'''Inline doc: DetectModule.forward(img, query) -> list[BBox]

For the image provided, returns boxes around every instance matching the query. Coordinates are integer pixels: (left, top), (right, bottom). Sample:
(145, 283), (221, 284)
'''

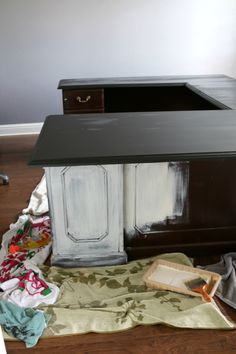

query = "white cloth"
(0, 261), (59, 308)
(23, 175), (48, 215)
(0, 177), (57, 310)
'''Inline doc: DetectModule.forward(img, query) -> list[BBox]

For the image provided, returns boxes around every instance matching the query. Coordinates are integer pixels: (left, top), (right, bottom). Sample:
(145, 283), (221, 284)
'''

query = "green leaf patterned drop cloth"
(3, 253), (235, 340)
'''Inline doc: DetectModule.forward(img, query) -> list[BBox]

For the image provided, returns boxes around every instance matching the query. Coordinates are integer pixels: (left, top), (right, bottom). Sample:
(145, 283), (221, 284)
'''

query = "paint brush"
(184, 277), (212, 302)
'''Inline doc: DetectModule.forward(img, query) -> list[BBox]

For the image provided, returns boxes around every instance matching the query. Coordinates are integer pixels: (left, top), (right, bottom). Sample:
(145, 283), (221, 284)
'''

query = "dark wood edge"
(186, 83), (231, 110)
(28, 151), (236, 167)
(126, 241), (236, 260)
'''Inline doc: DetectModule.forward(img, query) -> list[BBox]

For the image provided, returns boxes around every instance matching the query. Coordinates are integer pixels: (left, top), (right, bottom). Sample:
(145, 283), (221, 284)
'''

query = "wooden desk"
(56, 75), (236, 261)
(58, 75), (234, 114)
(30, 103), (236, 265)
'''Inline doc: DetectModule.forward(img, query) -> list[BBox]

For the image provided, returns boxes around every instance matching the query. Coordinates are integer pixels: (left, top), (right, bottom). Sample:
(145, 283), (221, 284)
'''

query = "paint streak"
(124, 162), (189, 234)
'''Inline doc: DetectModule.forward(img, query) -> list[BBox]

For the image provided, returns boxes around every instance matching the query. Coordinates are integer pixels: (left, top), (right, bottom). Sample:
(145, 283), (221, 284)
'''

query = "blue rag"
(0, 300), (49, 348)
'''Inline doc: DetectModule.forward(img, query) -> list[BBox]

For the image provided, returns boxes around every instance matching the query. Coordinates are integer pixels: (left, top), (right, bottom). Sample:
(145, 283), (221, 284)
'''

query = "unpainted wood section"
(103, 86), (220, 112)
(2, 135), (236, 354)
(63, 88), (104, 113)
(125, 159), (236, 258)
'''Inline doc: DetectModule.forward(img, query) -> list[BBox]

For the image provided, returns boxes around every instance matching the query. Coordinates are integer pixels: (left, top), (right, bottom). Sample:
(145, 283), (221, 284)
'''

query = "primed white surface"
(62, 166), (108, 241)
(124, 162), (189, 234)
(45, 165), (124, 259)
(0, 0), (236, 124)
(148, 265), (207, 289)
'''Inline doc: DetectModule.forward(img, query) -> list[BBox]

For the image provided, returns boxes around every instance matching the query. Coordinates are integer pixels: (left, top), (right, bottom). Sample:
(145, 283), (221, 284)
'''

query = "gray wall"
(1, 0), (236, 125)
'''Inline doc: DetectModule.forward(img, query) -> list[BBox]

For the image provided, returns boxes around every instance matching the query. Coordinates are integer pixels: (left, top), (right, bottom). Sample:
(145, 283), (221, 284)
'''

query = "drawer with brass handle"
(63, 89), (104, 113)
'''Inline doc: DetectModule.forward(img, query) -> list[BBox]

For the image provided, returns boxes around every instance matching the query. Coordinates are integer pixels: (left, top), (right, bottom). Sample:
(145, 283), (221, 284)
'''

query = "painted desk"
(30, 107), (236, 266)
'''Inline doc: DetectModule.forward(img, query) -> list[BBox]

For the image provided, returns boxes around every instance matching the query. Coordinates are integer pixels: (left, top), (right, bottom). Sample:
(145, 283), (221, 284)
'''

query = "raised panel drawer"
(63, 89), (104, 113)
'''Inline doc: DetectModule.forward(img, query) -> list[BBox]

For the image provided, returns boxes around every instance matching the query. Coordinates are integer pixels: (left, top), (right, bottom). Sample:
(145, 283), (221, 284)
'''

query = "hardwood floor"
(0, 135), (43, 236)
(1, 134), (236, 354)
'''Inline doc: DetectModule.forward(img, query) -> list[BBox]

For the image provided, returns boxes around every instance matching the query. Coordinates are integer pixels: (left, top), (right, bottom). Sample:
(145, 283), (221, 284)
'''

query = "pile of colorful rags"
(0, 206), (59, 348)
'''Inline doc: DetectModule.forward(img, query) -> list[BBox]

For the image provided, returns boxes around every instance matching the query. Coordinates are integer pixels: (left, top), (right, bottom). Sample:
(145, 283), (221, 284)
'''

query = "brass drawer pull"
(76, 95), (91, 103)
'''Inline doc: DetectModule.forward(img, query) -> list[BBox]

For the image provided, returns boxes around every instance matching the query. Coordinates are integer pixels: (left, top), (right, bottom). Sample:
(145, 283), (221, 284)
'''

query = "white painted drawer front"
(62, 165), (108, 242)
(45, 165), (123, 257)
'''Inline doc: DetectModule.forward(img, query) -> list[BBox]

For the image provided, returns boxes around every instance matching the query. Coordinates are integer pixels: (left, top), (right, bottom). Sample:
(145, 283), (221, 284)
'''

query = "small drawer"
(63, 89), (104, 113)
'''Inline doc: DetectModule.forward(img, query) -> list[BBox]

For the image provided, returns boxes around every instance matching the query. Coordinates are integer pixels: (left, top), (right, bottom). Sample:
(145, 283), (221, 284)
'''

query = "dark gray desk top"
(58, 75), (236, 110)
(29, 110), (236, 166)
(58, 75), (232, 89)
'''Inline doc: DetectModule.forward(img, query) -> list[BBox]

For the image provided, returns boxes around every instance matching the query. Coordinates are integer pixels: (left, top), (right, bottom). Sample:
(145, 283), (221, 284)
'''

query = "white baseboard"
(0, 122), (43, 136)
